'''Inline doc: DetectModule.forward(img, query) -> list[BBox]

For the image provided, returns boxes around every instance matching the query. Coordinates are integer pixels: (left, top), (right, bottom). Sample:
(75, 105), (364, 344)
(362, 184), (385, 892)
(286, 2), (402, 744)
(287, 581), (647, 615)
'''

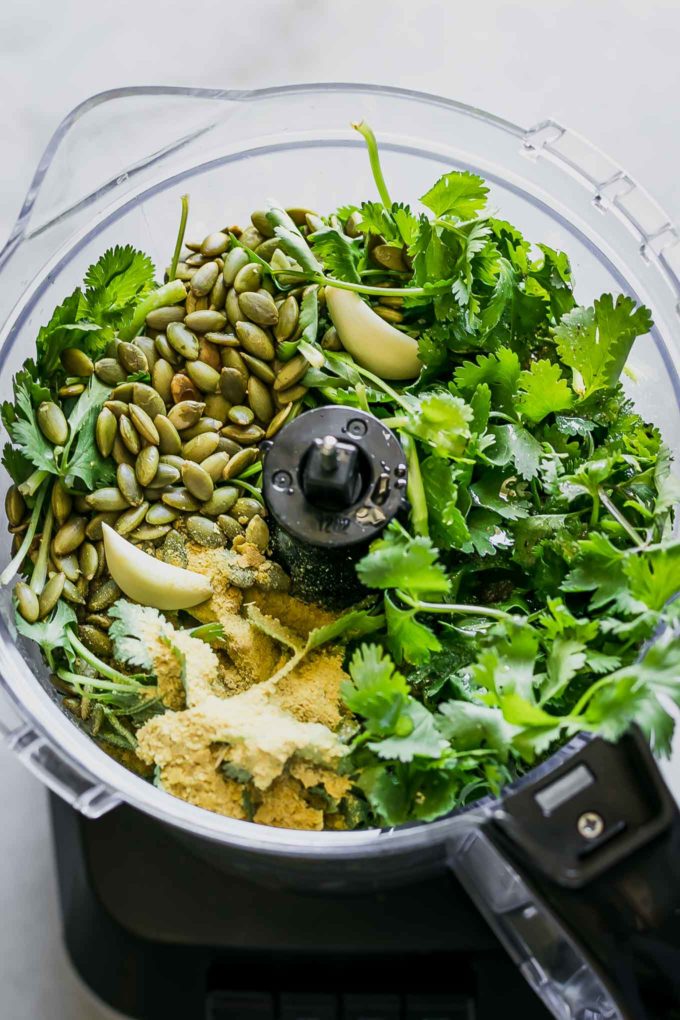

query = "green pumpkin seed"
(231, 497), (264, 523)
(146, 305), (185, 330)
(149, 463), (181, 488)
(250, 210), (275, 238)
(117, 341), (148, 375)
(135, 336), (158, 371)
(222, 447), (258, 480)
(112, 434), (135, 466)
(201, 451), (231, 482)
(235, 321), (275, 361)
(217, 515), (245, 540)
(88, 578), (122, 612)
(240, 353), (276, 385)
(185, 252), (209, 267)
(52, 551), (80, 583)
(183, 432), (221, 463)
(238, 226), (264, 250)
(115, 501), (150, 536)
(186, 360), (221, 394)
(155, 333), (182, 366)
(265, 403), (294, 438)
(181, 417), (222, 441)
(228, 404), (254, 426)
(253, 237), (280, 263)
(151, 359), (174, 404)
(225, 286), (242, 327)
(184, 310), (227, 333)
(146, 503), (179, 526)
(117, 463), (143, 506)
(155, 414), (183, 454)
(162, 488), (201, 512)
(119, 414), (141, 455)
(95, 358), (126, 385)
(321, 325), (342, 350)
(220, 423), (265, 445)
(345, 210), (363, 237)
(372, 244), (409, 271)
(210, 276), (227, 310)
(61, 348), (94, 377)
(273, 353), (308, 391)
(133, 382), (166, 420)
(218, 436), (242, 457)
(15, 581), (39, 622)
(166, 321), (200, 360)
(245, 515), (270, 552)
(374, 306), (404, 324)
(220, 366), (247, 404)
(201, 485), (239, 516)
(79, 542), (99, 581)
(38, 573), (66, 618)
(37, 402), (68, 445)
(173, 261), (195, 281)
(186, 515), (224, 548)
(5, 485), (26, 527)
(201, 231), (230, 257)
(48, 482), (71, 529)
(78, 625), (113, 658)
(247, 376), (274, 423)
(129, 403), (160, 445)
(285, 206), (317, 226)
(95, 407), (117, 457)
(168, 400), (206, 431)
(62, 578), (86, 605)
(86, 511), (120, 541)
(58, 384), (85, 399)
(203, 393), (231, 422)
(130, 524), (172, 543)
(53, 516), (87, 556)
(111, 383), (135, 403)
(276, 383), (308, 404)
(274, 295), (299, 341)
(136, 446), (160, 486)
(238, 290), (279, 327)
(182, 462), (214, 502)
(233, 262), (262, 294)
(375, 291), (404, 309)
(103, 400), (129, 418)
(204, 331), (239, 348)
(191, 261), (220, 297)
(223, 248), (250, 285)
(73, 494), (90, 514)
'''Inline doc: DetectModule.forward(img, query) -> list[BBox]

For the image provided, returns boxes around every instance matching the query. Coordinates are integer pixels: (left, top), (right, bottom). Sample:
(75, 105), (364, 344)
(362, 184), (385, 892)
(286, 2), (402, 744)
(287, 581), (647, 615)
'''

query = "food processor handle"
(447, 729), (680, 1019)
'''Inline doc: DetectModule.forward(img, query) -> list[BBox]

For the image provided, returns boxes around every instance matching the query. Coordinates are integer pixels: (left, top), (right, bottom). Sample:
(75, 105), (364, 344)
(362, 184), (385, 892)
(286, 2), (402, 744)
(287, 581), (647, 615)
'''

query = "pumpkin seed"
(5, 485), (26, 527)
(181, 417), (222, 441)
(73, 494), (90, 514)
(222, 447), (258, 480)
(201, 485), (239, 516)
(238, 226), (264, 250)
(38, 573), (66, 618)
(204, 393), (231, 421)
(119, 414), (141, 455)
(241, 353), (276, 384)
(155, 333), (182, 366)
(186, 360), (220, 394)
(95, 358), (126, 385)
(130, 524), (171, 542)
(128, 404), (159, 445)
(375, 291), (404, 309)
(117, 463), (144, 506)
(223, 247), (250, 286)
(210, 275), (226, 311)
(231, 497), (264, 523)
(245, 515), (270, 552)
(201, 231), (230, 257)
(321, 325), (342, 350)
(225, 286), (243, 326)
(235, 321), (275, 361)
(238, 290), (279, 327)
(53, 516), (87, 556)
(186, 515), (224, 548)
(79, 542), (99, 581)
(94, 407), (117, 458)
(247, 376), (274, 423)
(150, 463), (181, 487)
(52, 551), (80, 583)
(182, 462), (214, 502)
(233, 262), (262, 294)
(61, 348), (94, 376)
(86, 511), (120, 541)
(198, 337), (221, 370)
(217, 515), (245, 540)
(78, 625), (113, 658)
(135, 446), (160, 486)
(372, 244), (409, 272)
(250, 210), (275, 238)
(62, 578), (86, 605)
(220, 423), (265, 445)
(265, 403), (294, 438)
(184, 310), (227, 333)
(162, 488), (201, 512)
(374, 306), (404, 324)
(133, 382), (166, 420)
(59, 383), (85, 399)
(170, 372), (200, 404)
(183, 432), (221, 463)
(273, 354), (308, 391)
(15, 581), (39, 622)
(103, 400), (129, 418)
(112, 434), (135, 466)
(115, 501), (150, 536)
(37, 402), (68, 445)
(253, 237), (280, 262)
(88, 578), (122, 612)
(159, 454), (186, 471)
(173, 261), (195, 281)
(274, 295), (299, 341)
(111, 382), (136, 403)
(151, 359), (174, 404)
(146, 503), (179, 526)
(146, 306), (185, 330)
(201, 451), (231, 482)
(220, 366), (247, 404)
(191, 261), (220, 297)
(117, 341), (148, 375)
(228, 404), (254, 426)
(167, 321), (200, 360)
(168, 400), (205, 431)
(276, 383), (308, 404)
(218, 436), (242, 457)
(345, 210), (363, 237)
(204, 331), (239, 348)
(154, 414), (183, 455)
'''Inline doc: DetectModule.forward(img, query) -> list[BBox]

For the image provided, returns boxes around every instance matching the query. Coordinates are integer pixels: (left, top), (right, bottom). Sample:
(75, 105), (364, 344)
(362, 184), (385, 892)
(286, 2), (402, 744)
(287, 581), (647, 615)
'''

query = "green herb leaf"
(384, 593), (442, 665)
(420, 171), (489, 220)
(517, 360), (573, 423)
(356, 524), (450, 596)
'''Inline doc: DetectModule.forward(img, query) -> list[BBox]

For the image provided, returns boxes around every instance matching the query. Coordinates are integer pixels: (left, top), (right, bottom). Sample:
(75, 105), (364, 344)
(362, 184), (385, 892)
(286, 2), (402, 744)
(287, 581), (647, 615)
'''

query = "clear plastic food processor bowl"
(0, 84), (679, 867)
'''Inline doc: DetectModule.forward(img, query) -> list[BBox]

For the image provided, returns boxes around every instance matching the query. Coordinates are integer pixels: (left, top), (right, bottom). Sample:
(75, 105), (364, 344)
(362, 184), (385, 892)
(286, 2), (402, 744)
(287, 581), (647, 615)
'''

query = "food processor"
(1, 84), (680, 1020)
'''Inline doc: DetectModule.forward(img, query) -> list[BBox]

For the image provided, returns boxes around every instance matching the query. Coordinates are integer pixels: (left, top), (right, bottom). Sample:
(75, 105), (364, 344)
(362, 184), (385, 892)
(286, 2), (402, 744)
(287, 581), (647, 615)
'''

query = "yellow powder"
(245, 589), (337, 637)
(275, 649), (346, 729)
(160, 748), (247, 819)
(253, 775), (324, 831)
(289, 759), (352, 802)
(149, 636), (185, 711)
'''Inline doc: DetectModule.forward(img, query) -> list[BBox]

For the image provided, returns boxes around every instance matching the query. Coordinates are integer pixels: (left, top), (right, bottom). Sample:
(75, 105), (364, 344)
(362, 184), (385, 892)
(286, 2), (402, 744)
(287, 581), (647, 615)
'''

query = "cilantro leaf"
(561, 533), (628, 609)
(540, 638), (587, 703)
(35, 290), (100, 377)
(517, 360), (573, 423)
(356, 524), (450, 596)
(420, 456), (471, 550)
(62, 377), (115, 490)
(309, 227), (361, 284)
(420, 171), (489, 220)
(384, 593), (441, 665)
(437, 700), (516, 757)
(342, 643), (410, 734)
(470, 469), (530, 521)
(84, 245), (156, 326)
(4, 373), (58, 475)
(108, 600), (170, 670)
(406, 391), (473, 458)
(367, 699), (448, 762)
(15, 599), (77, 663)
(623, 542), (680, 612)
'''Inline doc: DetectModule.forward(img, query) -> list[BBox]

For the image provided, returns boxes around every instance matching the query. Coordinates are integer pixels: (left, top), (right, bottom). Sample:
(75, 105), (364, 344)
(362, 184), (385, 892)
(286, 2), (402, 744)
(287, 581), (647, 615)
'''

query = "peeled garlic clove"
(102, 524), (211, 611)
(325, 287), (421, 380)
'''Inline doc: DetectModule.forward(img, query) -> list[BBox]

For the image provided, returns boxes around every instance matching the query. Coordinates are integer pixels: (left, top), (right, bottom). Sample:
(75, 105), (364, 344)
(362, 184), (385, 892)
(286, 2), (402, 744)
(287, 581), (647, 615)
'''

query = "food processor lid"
(0, 83), (679, 853)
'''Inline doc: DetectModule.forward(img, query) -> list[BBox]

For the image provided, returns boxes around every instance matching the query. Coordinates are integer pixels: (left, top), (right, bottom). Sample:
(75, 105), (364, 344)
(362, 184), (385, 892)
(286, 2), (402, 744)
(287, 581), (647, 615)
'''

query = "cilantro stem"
(57, 669), (154, 695)
(229, 478), (264, 502)
(344, 361), (413, 413)
(19, 468), (49, 499)
(29, 499), (54, 595)
(66, 628), (147, 686)
(118, 279), (187, 341)
(400, 432), (428, 537)
(0, 481), (47, 587)
(590, 490), (600, 527)
(169, 194), (189, 281)
(570, 675), (617, 717)
(598, 487), (645, 548)
(396, 590), (517, 622)
(104, 711), (137, 748)
(319, 275), (440, 299)
(352, 121), (392, 209)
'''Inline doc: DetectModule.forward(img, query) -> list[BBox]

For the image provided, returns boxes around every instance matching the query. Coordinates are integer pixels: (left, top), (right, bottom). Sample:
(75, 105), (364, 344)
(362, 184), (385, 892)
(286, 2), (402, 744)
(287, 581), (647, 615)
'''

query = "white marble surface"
(0, 1), (679, 1017)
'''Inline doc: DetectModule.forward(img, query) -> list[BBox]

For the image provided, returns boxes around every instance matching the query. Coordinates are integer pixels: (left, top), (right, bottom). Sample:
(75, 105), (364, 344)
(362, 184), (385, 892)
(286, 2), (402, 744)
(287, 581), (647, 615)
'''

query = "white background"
(0, 2), (679, 1017)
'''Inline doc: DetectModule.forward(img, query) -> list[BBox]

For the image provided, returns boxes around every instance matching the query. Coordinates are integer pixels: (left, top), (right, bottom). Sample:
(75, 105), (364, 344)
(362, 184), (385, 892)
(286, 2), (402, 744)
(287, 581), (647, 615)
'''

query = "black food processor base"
(50, 795), (550, 1020)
